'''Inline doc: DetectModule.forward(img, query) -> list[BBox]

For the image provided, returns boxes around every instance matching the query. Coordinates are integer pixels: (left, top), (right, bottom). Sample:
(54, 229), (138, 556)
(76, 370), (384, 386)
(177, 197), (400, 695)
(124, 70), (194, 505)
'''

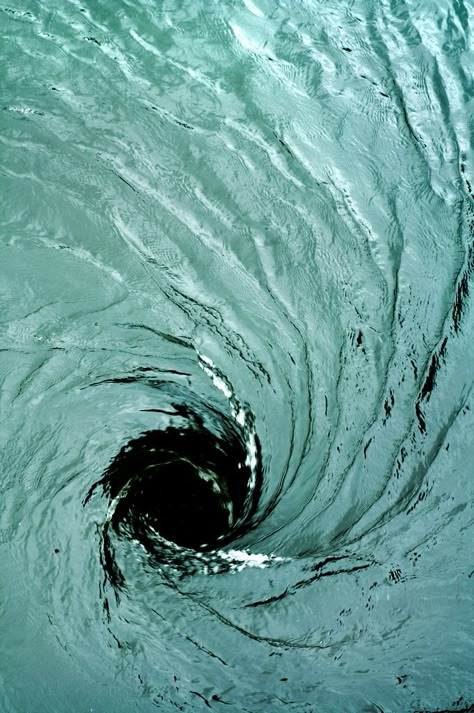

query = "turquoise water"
(1, 0), (473, 711)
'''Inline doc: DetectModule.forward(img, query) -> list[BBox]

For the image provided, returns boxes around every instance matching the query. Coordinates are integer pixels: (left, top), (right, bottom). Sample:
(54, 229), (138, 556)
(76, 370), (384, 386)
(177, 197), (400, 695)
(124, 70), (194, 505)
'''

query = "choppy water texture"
(1, 0), (474, 711)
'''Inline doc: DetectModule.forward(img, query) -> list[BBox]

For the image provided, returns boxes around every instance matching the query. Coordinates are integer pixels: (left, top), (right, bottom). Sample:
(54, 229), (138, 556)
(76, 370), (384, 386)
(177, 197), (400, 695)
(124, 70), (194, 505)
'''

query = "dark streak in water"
(272, 131), (293, 157)
(148, 104), (195, 131)
(414, 703), (474, 713)
(139, 408), (180, 414)
(116, 322), (194, 350)
(415, 337), (448, 432)
(244, 557), (374, 608)
(150, 607), (228, 666)
(363, 437), (373, 457)
(190, 691), (212, 708)
(383, 389), (395, 424)
(406, 488), (427, 514)
(115, 173), (138, 193)
(452, 222), (474, 334)
(211, 693), (231, 705)
(244, 588), (292, 608)
(419, 337), (448, 402)
(175, 119), (194, 130)
(87, 371), (189, 388)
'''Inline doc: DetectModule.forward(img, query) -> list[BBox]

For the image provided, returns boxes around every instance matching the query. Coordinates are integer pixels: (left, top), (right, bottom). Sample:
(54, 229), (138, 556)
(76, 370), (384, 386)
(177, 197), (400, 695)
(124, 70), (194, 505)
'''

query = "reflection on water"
(1, 0), (473, 711)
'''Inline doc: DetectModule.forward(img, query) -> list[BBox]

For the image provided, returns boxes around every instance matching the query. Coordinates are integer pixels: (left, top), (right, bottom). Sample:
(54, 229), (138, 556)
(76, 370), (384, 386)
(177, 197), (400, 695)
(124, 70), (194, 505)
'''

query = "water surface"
(1, 0), (473, 711)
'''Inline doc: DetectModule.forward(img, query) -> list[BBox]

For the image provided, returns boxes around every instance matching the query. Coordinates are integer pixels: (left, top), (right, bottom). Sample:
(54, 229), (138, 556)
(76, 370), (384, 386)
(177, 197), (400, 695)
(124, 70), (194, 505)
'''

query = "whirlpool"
(1, 0), (473, 711)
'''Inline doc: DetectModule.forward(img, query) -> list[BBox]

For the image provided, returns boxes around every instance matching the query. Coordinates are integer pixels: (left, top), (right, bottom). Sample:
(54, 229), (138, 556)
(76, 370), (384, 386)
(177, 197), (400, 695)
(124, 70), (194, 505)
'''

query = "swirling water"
(1, 0), (473, 711)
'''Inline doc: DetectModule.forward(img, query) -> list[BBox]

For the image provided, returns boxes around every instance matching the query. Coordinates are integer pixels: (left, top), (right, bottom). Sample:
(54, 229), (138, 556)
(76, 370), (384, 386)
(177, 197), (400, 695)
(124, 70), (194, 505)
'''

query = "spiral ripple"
(1, 0), (473, 711)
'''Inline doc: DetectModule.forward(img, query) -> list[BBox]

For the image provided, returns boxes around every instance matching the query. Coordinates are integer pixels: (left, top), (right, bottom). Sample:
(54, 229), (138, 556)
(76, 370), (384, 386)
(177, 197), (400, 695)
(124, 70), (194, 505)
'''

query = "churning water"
(1, 1), (473, 711)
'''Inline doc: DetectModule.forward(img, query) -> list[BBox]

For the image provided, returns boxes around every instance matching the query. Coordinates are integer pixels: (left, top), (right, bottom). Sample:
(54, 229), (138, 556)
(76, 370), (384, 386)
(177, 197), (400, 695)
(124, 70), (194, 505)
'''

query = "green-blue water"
(1, 1), (473, 711)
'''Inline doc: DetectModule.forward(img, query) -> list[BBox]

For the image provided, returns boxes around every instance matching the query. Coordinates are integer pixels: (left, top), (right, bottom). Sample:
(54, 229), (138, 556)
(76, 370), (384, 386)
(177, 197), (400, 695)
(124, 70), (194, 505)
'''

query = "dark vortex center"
(133, 458), (235, 548)
(95, 419), (259, 552)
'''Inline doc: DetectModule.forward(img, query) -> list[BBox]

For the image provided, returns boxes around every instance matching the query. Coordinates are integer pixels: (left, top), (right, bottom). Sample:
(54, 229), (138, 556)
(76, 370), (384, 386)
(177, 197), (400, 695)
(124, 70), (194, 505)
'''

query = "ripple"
(1, 0), (474, 710)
